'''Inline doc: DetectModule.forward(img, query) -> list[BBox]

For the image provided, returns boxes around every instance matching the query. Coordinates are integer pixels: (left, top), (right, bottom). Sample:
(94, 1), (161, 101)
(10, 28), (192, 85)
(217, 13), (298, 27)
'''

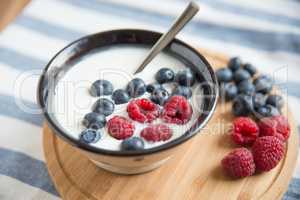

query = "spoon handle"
(134, 2), (199, 74)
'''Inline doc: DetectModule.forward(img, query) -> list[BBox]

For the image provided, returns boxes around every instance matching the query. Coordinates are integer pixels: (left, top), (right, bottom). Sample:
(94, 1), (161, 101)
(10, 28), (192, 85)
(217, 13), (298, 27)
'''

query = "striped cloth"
(0, 0), (299, 199)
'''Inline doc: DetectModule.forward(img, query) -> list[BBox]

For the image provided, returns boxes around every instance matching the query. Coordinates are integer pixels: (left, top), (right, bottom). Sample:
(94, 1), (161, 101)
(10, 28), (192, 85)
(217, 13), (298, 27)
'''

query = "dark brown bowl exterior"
(38, 29), (218, 158)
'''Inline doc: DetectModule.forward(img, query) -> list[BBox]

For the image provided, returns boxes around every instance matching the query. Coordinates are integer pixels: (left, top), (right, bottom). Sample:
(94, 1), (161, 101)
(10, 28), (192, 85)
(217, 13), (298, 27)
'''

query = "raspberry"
(252, 136), (285, 172)
(161, 95), (193, 125)
(221, 148), (255, 178)
(231, 117), (259, 146)
(258, 115), (290, 142)
(127, 98), (159, 123)
(140, 124), (173, 142)
(107, 116), (135, 140)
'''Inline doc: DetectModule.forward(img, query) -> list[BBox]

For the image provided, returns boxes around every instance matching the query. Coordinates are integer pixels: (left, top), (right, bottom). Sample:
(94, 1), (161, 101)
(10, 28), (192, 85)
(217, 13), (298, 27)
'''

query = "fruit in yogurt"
(121, 137), (145, 151)
(90, 79), (114, 97)
(107, 116), (135, 140)
(92, 98), (115, 116)
(162, 95), (193, 124)
(155, 68), (175, 83)
(127, 98), (159, 123)
(126, 78), (146, 98)
(80, 128), (101, 143)
(146, 83), (162, 93)
(112, 89), (130, 105)
(140, 124), (173, 142)
(150, 87), (169, 105)
(175, 69), (195, 86)
(83, 112), (106, 129)
(172, 85), (192, 99)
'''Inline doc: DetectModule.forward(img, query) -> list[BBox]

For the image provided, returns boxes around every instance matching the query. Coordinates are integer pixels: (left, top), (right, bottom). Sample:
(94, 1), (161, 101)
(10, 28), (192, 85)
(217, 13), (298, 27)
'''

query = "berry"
(107, 116), (135, 140)
(266, 95), (284, 110)
(162, 95), (193, 124)
(175, 69), (195, 86)
(252, 136), (285, 172)
(221, 148), (255, 178)
(79, 129), (101, 143)
(254, 75), (273, 94)
(127, 98), (159, 123)
(243, 63), (256, 76)
(140, 124), (173, 142)
(255, 105), (280, 118)
(238, 80), (255, 94)
(82, 112), (106, 129)
(150, 88), (169, 105)
(146, 83), (162, 93)
(234, 69), (251, 83)
(121, 137), (144, 151)
(231, 117), (259, 146)
(216, 68), (233, 82)
(228, 57), (242, 72)
(112, 89), (130, 105)
(90, 80), (113, 97)
(92, 98), (115, 116)
(221, 82), (238, 101)
(126, 78), (146, 98)
(258, 115), (290, 141)
(172, 85), (192, 99)
(232, 95), (253, 116)
(252, 93), (266, 109)
(155, 68), (175, 83)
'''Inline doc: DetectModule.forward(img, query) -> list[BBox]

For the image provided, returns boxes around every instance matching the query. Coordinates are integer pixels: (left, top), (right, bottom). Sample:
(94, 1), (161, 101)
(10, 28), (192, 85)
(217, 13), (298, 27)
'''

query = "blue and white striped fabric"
(0, 0), (299, 199)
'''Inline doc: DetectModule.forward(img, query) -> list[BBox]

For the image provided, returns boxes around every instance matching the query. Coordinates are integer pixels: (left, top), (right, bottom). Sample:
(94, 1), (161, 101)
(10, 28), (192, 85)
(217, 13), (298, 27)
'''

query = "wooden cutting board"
(43, 49), (299, 200)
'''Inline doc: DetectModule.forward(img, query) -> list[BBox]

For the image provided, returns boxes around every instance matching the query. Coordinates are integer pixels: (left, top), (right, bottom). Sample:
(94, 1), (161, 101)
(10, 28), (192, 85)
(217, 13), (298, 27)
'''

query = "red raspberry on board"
(252, 136), (285, 172)
(258, 115), (290, 142)
(221, 148), (255, 178)
(107, 116), (135, 140)
(231, 117), (259, 146)
(161, 95), (193, 125)
(127, 98), (159, 123)
(140, 124), (173, 142)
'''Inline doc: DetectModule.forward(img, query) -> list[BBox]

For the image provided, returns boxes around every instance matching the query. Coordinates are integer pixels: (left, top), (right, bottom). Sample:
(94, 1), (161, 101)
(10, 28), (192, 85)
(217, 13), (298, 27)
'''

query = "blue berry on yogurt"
(90, 80), (114, 97)
(80, 128), (101, 143)
(92, 98), (115, 116)
(120, 137), (145, 151)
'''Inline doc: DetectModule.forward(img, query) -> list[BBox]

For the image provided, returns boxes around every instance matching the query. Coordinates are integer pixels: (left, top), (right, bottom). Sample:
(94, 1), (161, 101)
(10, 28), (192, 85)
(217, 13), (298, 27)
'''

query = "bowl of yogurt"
(38, 29), (218, 174)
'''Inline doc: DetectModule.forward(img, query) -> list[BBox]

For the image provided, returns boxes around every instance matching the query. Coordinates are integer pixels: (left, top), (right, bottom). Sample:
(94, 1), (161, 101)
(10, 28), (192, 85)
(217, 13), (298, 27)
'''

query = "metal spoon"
(134, 2), (199, 74)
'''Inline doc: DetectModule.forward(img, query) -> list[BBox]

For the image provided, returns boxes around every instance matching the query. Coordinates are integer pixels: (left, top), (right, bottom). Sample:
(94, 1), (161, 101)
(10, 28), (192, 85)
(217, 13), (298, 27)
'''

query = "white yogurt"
(50, 45), (203, 151)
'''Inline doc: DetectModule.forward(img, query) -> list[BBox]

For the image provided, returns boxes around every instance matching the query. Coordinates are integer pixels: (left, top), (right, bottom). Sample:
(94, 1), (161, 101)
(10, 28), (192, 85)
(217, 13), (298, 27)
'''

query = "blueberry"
(238, 80), (255, 94)
(120, 137), (145, 151)
(126, 78), (146, 98)
(80, 128), (101, 143)
(243, 63), (256, 76)
(221, 82), (238, 101)
(155, 68), (175, 84)
(216, 68), (233, 82)
(146, 83), (162, 93)
(254, 75), (273, 94)
(234, 69), (251, 83)
(112, 89), (130, 105)
(83, 112), (106, 129)
(232, 95), (253, 116)
(228, 57), (242, 71)
(175, 69), (195, 86)
(266, 95), (284, 110)
(254, 105), (280, 118)
(252, 93), (266, 109)
(172, 85), (192, 99)
(150, 88), (169, 105)
(90, 80), (113, 97)
(92, 98), (114, 116)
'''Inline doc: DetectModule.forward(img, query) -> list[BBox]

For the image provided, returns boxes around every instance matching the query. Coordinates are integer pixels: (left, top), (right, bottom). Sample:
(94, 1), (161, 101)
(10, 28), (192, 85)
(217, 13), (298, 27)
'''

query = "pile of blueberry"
(79, 67), (197, 151)
(216, 57), (284, 118)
